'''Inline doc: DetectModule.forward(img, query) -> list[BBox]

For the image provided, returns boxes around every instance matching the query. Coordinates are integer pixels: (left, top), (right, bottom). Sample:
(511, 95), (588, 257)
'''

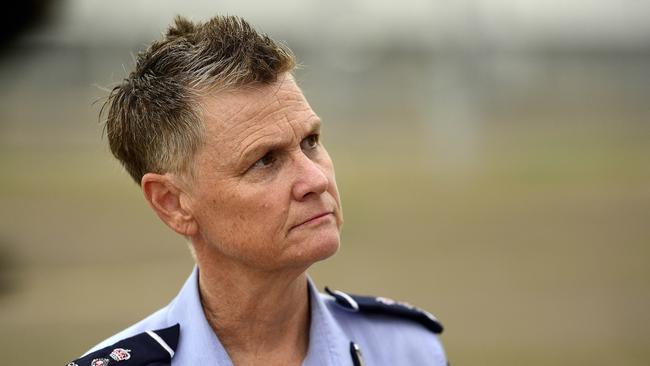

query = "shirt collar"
(165, 266), (351, 366)
(166, 266), (234, 365)
(303, 277), (352, 366)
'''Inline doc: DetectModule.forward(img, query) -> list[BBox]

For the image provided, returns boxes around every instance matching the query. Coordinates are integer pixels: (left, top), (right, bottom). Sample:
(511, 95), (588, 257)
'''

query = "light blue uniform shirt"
(85, 267), (447, 365)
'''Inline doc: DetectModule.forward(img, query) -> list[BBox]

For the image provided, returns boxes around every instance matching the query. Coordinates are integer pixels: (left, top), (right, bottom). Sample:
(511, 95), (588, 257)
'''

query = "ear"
(141, 173), (198, 237)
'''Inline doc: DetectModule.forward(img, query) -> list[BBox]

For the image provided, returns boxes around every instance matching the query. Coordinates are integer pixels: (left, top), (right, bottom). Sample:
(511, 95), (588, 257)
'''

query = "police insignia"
(326, 287), (444, 334)
(65, 324), (179, 366)
(109, 348), (131, 361)
(90, 358), (110, 366)
(376, 296), (440, 322)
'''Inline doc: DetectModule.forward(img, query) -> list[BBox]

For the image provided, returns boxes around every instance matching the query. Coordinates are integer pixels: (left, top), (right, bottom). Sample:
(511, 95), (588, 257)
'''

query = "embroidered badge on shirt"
(90, 358), (110, 366)
(109, 348), (131, 361)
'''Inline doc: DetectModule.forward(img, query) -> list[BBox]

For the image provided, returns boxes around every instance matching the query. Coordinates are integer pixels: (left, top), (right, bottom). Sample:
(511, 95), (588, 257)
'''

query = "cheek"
(200, 191), (289, 252)
(257, 199), (288, 231)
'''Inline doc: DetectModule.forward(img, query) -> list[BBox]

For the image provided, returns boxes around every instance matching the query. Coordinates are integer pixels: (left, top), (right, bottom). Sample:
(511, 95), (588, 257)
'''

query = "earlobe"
(141, 173), (198, 236)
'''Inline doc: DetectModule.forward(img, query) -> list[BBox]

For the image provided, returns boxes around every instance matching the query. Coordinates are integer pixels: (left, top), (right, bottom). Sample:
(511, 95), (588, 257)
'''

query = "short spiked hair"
(101, 15), (296, 184)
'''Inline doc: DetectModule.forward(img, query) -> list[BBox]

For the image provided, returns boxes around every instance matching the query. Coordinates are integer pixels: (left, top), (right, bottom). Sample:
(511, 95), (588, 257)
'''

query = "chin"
(310, 235), (340, 263)
(286, 232), (340, 269)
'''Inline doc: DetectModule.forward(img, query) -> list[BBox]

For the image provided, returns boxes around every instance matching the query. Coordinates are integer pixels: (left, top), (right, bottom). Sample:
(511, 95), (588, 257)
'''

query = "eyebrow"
(239, 118), (322, 166)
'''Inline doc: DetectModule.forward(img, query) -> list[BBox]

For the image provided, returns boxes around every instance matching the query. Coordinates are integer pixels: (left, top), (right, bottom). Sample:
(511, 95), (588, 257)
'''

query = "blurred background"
(1, 0), (649, 365)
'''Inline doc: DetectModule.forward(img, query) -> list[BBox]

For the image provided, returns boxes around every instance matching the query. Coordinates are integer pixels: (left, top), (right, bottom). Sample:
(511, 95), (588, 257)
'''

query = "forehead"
(196, 77), (318, 163)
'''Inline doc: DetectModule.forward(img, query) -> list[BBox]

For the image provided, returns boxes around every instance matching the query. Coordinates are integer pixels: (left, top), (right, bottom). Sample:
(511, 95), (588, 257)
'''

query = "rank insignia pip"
(90, 358), (110, 366)
(109, 348), (131, 361)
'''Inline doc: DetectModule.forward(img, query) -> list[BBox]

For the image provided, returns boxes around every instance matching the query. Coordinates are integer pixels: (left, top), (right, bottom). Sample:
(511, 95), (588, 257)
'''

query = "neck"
(194, 245), (311, 366)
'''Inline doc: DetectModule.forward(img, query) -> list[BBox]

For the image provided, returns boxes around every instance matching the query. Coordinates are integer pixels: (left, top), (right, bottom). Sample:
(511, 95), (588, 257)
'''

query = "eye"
(251, 151), (277, 169)
(301, 134), (320, 150)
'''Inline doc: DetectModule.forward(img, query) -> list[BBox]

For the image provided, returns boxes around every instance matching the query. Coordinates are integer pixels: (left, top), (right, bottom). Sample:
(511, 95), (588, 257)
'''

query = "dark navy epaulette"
(325, 287), (444, 334)
(65, 324), (179, 366)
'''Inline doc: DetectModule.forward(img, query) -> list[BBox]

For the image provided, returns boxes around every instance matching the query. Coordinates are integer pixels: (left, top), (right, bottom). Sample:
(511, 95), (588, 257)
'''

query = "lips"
(292, 211), (333, 230)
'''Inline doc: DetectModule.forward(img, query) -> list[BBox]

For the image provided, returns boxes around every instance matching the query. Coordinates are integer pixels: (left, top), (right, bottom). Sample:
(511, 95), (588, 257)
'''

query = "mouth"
(291, 211), (334, 230)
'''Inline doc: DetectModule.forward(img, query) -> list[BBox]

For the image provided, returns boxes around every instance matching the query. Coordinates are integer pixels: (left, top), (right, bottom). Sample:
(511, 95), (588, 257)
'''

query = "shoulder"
(322, 287), (447, 365)
(65, 323), (180, 366)
(83, 306), (172, 355)
(325, 287), (444, 333)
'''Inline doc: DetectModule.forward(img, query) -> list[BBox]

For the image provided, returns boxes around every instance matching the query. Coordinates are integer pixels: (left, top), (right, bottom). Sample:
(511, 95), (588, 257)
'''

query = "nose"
(291, 153), (329, 201)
